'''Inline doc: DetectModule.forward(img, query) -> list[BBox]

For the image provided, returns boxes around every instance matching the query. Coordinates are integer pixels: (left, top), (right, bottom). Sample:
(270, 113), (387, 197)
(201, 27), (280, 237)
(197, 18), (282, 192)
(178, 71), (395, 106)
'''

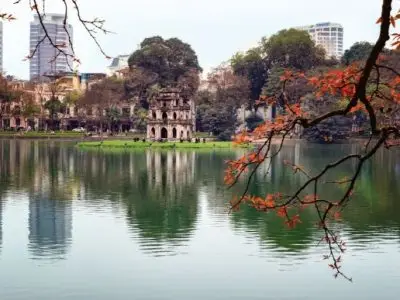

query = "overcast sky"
(1, 0), (396, 79)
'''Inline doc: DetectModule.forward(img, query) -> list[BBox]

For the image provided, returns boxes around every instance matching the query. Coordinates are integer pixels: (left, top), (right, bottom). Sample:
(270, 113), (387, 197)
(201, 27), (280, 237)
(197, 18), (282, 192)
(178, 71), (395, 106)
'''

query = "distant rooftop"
(32, 13), (68, 24)
(296, 22), (343, 29)
(109, 55), (130, 68)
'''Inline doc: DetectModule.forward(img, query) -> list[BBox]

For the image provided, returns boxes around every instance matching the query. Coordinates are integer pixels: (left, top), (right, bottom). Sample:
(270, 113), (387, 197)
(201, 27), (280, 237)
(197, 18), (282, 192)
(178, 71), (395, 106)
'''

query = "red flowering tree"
(226, 0), (400, 281)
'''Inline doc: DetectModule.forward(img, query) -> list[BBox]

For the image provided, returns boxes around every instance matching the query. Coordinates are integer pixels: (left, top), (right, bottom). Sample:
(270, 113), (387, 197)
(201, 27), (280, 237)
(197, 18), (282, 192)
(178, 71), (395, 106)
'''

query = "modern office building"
(0, 21), (3, 74)
(296, 22), (344, 58)
(29, 14), (74, 80)
(28, 194), (73, 258)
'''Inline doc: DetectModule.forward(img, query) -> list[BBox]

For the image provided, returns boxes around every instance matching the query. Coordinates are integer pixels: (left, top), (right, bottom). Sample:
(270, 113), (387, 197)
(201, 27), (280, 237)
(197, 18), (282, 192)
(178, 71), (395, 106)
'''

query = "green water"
(0, 140), (399, 299)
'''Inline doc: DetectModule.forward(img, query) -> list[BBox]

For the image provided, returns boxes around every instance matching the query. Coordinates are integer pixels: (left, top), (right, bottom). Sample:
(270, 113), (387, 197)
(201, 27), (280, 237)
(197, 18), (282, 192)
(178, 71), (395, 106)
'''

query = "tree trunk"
(100, 121), (103, 140)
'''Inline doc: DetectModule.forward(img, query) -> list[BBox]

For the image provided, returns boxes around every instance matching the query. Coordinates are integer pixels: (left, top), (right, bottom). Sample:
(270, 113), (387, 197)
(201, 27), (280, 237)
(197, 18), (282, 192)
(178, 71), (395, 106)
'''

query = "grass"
(77, 140), (252, 149)
(0, 131), (84, 138)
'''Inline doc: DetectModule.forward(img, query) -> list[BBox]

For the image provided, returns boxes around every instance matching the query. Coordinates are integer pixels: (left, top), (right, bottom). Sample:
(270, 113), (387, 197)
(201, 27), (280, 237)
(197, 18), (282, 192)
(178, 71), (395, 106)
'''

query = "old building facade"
(147, 88), (195, 140)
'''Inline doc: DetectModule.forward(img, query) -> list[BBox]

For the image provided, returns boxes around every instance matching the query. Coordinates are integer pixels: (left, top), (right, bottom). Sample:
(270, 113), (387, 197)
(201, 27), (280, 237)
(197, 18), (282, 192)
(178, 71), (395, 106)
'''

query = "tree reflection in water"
(0, 140), (399, 259)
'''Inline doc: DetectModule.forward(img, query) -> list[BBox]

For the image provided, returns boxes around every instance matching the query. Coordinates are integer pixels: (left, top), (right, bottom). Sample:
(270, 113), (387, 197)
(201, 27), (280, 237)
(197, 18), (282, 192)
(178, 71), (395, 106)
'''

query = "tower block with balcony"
(147, 88), (195, 140)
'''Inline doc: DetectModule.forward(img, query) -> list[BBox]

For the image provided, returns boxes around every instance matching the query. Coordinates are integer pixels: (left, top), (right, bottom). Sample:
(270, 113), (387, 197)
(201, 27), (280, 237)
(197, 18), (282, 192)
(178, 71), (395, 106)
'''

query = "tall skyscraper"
(0, 21), (3, 74)
(29, 14), (73, 80)
(296, 22), (344, 58)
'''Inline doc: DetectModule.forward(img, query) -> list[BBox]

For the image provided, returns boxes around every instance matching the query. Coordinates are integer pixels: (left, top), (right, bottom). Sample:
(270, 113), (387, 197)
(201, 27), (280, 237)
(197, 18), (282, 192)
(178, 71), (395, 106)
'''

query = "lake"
(0, 139), (399, 300)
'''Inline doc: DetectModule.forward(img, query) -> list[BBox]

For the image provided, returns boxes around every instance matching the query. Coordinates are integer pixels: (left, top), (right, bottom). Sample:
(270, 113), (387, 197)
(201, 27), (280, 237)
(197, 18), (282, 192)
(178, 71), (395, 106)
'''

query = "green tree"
(0, 75), (23, 129)
(231, 47), (268, 109)
(44, 97), (65, 131)
(245, 113), (264, 132)
(21, 94), (40, 129)
(202, 104), (238, 141)
(63, 90), (82, 106)
(132, 107), (147, 132)
(128, 36), (202, 94)
(262, 28), (325, 70)
(79, 77), (125, 134)
(195, 64), (249, 139)
(341, 42), (375, 65)
(124, 68), (160, 109)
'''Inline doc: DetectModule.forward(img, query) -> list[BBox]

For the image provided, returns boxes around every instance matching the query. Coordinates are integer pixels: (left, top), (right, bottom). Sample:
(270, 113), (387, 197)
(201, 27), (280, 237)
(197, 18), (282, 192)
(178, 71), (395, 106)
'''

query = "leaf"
(391, 16), (396, 27)
(376, 17), (383, 24)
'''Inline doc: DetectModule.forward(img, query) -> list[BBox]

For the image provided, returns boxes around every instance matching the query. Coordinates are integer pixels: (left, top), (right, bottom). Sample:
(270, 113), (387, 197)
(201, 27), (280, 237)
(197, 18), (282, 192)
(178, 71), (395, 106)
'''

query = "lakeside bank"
(76, 140), (250, 149)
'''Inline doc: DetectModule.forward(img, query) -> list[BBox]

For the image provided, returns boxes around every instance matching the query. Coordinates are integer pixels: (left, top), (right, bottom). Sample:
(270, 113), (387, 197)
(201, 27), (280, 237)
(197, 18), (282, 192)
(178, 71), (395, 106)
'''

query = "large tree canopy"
(341, 42), (375, 65)
(128, 36), (202, 91)
(262, 28), (325, 70)
(231, 47), (268, 109)
(195, 65), (249, 140)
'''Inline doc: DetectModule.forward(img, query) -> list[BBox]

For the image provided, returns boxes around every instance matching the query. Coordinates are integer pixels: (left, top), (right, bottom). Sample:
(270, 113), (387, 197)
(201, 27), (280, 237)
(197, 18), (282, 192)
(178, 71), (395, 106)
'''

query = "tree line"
(2, 28), (398, 138)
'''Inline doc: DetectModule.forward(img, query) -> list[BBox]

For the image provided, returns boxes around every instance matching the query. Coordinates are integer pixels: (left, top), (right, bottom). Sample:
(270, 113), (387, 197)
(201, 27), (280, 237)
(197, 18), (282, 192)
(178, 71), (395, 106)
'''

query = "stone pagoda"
(146, 88), (195, 140)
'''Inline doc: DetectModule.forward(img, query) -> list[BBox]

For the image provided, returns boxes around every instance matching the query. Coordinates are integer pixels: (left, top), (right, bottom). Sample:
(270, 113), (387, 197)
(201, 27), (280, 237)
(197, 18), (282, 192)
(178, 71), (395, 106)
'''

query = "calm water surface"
(0, 140), (399, 299)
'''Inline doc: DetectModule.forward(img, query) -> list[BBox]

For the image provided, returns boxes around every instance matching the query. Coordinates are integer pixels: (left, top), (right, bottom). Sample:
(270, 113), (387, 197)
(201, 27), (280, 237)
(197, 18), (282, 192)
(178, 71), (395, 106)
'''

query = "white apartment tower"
(29, 14), (74, 80)
(296, 22), (344, 58)
(0, 21), (3, 74)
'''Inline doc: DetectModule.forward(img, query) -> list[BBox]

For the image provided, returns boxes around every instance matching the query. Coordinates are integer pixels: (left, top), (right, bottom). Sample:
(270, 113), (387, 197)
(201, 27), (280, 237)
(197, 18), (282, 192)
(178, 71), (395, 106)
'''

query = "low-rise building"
(107, 55), (130, 77)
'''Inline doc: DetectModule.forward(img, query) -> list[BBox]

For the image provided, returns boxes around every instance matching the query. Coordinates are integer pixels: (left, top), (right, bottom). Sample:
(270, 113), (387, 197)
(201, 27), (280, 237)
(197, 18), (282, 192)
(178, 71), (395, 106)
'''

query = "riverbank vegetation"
(0, 131), (84, 138)
(77, 140), (250, 149)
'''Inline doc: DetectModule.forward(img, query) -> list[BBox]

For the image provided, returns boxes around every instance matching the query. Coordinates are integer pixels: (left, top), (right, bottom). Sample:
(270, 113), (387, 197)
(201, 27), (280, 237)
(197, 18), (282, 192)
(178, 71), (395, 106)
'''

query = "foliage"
(201, 104), (238, 140)
(0, 131), (84, 138)
(132, 107), (148, 131)
(21, 96), (41, 119)
(207, 64), (250, 108)
(227, 1), (400, 281)
(79, 77), (125, 131)
(194, 66), (249, 138)
(124, 68), (160, 109)
(0, 75), (24, 128)
(44, 97), (66, 130)
(261, 28), (326, 70)
(231, 47), (268, 109)
(245, 113), (264, 132)
(128, 36), (202, 95)
(341, 42), (375, 65)
(64, 90), (83, 105)
(77, 140), (249, 149)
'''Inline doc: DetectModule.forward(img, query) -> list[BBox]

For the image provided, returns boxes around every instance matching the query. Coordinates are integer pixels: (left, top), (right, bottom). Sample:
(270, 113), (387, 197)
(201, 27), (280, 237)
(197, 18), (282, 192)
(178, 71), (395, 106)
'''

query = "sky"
(0, 0), (396, 79)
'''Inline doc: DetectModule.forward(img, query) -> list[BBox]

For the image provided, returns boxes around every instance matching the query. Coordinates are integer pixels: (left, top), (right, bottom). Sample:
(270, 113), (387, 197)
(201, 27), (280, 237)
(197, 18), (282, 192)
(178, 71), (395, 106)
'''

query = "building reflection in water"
(28, 194), (72, 259)
(146, 150), (195, 191)
(126, 150), (197, 256)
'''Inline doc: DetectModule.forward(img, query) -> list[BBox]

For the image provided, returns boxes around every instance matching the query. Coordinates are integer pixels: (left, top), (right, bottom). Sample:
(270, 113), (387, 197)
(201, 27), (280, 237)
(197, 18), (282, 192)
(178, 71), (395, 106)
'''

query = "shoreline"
(0, 134), (374, 145)
(76, 140), (250, 149)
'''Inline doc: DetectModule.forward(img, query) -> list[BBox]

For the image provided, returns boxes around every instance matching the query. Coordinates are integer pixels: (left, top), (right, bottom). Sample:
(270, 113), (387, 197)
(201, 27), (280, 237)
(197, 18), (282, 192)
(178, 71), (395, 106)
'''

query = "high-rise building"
(29, 14), (73, 80)
(0, 21), (3, 74)
(296, 22), (344, 58)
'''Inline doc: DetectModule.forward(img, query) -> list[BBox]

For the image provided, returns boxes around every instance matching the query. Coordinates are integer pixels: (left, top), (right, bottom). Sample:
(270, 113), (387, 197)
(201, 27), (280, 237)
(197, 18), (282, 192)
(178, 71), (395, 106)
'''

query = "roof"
(109, 55), (130, 68)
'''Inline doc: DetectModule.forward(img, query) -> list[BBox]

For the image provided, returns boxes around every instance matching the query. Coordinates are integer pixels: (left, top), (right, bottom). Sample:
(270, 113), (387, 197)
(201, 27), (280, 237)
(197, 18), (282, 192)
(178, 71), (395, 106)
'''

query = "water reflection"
(0, 140), (399, 260)
(231, 143), (400, 254)
(0, 140), (74, 259)
(28, 194), (72, 259)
